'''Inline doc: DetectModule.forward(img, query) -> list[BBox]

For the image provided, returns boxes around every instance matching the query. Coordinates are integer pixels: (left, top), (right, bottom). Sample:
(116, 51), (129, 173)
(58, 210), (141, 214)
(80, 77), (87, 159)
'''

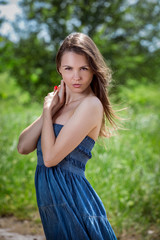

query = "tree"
(5, 0), (160, 99)
(11, 33), (60, 100)
(0, 1), (14, 73)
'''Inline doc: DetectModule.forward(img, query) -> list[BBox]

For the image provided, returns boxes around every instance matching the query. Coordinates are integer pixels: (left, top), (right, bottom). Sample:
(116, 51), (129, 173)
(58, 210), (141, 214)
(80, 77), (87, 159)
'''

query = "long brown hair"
(56, 32), (119, 137)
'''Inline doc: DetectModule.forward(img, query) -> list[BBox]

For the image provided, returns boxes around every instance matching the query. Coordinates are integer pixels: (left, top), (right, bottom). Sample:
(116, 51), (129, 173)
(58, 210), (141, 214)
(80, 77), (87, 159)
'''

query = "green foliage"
(86, 84), (160, 236)
(0, 73), (160, 239)
(11, 34), (61, 100)
(114, 80), (160, 109)
(0, 73), (40, 218)
(0, 36), (14, 72)
(0, 0), (159, 100)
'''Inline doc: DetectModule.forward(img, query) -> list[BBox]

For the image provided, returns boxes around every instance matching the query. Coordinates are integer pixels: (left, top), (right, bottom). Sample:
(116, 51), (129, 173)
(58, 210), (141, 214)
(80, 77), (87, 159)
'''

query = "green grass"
(0, 73), (41, 219)
(0, 73), (160, 239)
(86, 83), (160, 238)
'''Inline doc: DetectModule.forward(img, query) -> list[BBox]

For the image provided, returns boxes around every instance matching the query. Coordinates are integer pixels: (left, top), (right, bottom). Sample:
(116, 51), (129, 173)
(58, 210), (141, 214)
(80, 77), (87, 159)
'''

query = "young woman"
(17, 32), (117, 239)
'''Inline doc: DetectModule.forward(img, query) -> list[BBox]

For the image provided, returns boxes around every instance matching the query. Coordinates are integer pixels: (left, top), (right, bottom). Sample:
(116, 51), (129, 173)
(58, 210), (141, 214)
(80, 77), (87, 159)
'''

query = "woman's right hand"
(43, 80), (65, 118)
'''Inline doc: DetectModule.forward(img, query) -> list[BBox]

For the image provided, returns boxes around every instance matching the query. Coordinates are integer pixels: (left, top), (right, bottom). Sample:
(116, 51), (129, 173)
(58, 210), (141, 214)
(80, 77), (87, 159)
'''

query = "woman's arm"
(41, 97), (103, 167)
(17, 80), (65, 155)
(17, 114), (43, 154)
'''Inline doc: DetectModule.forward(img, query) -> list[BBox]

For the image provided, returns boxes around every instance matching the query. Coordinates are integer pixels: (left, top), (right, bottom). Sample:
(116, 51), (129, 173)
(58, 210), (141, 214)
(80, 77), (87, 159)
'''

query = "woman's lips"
(73, 84), (81, 88)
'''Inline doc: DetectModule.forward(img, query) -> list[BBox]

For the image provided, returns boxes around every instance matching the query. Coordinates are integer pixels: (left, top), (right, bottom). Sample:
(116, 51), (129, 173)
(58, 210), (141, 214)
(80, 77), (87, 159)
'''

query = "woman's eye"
(81, 67), (88, 71)
(65, 67), (72, 70)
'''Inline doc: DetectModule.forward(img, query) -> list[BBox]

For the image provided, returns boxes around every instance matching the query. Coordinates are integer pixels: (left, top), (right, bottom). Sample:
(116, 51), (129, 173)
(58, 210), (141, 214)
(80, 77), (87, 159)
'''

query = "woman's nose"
(73, 71), (80, 81)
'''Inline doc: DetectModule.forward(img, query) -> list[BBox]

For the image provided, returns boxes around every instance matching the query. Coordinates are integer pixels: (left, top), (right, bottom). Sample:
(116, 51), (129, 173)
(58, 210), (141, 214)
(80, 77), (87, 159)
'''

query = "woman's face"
(59, 51), (93, 93)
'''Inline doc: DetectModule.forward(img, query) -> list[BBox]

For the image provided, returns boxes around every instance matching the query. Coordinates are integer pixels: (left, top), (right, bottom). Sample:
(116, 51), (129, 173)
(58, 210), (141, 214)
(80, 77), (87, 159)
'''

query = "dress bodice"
(36, 123), (95, 177)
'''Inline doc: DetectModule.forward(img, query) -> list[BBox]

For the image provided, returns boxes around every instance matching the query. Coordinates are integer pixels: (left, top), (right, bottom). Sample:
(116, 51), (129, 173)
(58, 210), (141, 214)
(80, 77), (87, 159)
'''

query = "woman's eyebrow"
(62, 65), (89, 68)
(62, 65), (71, 67)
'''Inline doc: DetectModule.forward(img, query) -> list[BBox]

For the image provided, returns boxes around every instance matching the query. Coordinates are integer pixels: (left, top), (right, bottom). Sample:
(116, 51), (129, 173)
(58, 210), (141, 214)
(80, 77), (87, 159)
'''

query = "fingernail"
(54, 86), (58, 91)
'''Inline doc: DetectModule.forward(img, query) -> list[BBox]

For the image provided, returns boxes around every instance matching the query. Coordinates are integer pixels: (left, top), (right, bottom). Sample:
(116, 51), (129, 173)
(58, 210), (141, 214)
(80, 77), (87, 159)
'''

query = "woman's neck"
(65, 85), (93, 105)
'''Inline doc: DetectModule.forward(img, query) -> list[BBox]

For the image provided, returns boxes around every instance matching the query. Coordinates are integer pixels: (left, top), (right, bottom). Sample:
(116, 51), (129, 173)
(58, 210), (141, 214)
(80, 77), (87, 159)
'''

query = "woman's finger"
(58, 80), (66, 104)
(59, 80), (64, 96)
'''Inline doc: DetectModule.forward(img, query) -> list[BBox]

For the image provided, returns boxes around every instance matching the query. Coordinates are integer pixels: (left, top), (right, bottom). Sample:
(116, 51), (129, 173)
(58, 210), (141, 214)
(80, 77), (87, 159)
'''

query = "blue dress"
(35, 123), (117, 240)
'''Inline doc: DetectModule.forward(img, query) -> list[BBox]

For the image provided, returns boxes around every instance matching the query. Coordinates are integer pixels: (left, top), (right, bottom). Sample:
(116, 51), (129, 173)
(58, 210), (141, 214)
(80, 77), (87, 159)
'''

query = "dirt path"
(0, 216), (159, 240)
(0, 216), (45, 240)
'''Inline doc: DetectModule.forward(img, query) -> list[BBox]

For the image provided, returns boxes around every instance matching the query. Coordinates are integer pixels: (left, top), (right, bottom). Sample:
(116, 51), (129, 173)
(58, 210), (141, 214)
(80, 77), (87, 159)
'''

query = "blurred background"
(0, 0), (160, 239)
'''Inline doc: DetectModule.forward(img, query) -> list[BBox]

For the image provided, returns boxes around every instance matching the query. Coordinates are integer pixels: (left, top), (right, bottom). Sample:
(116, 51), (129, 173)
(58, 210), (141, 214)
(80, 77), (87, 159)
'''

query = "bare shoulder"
(79, 95), (103, 114)
(72, 95), (104, 129)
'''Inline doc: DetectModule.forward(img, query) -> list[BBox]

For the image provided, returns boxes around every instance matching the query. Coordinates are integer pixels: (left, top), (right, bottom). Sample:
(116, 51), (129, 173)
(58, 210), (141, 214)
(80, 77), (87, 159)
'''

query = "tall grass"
(0, 73), (160, 238)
